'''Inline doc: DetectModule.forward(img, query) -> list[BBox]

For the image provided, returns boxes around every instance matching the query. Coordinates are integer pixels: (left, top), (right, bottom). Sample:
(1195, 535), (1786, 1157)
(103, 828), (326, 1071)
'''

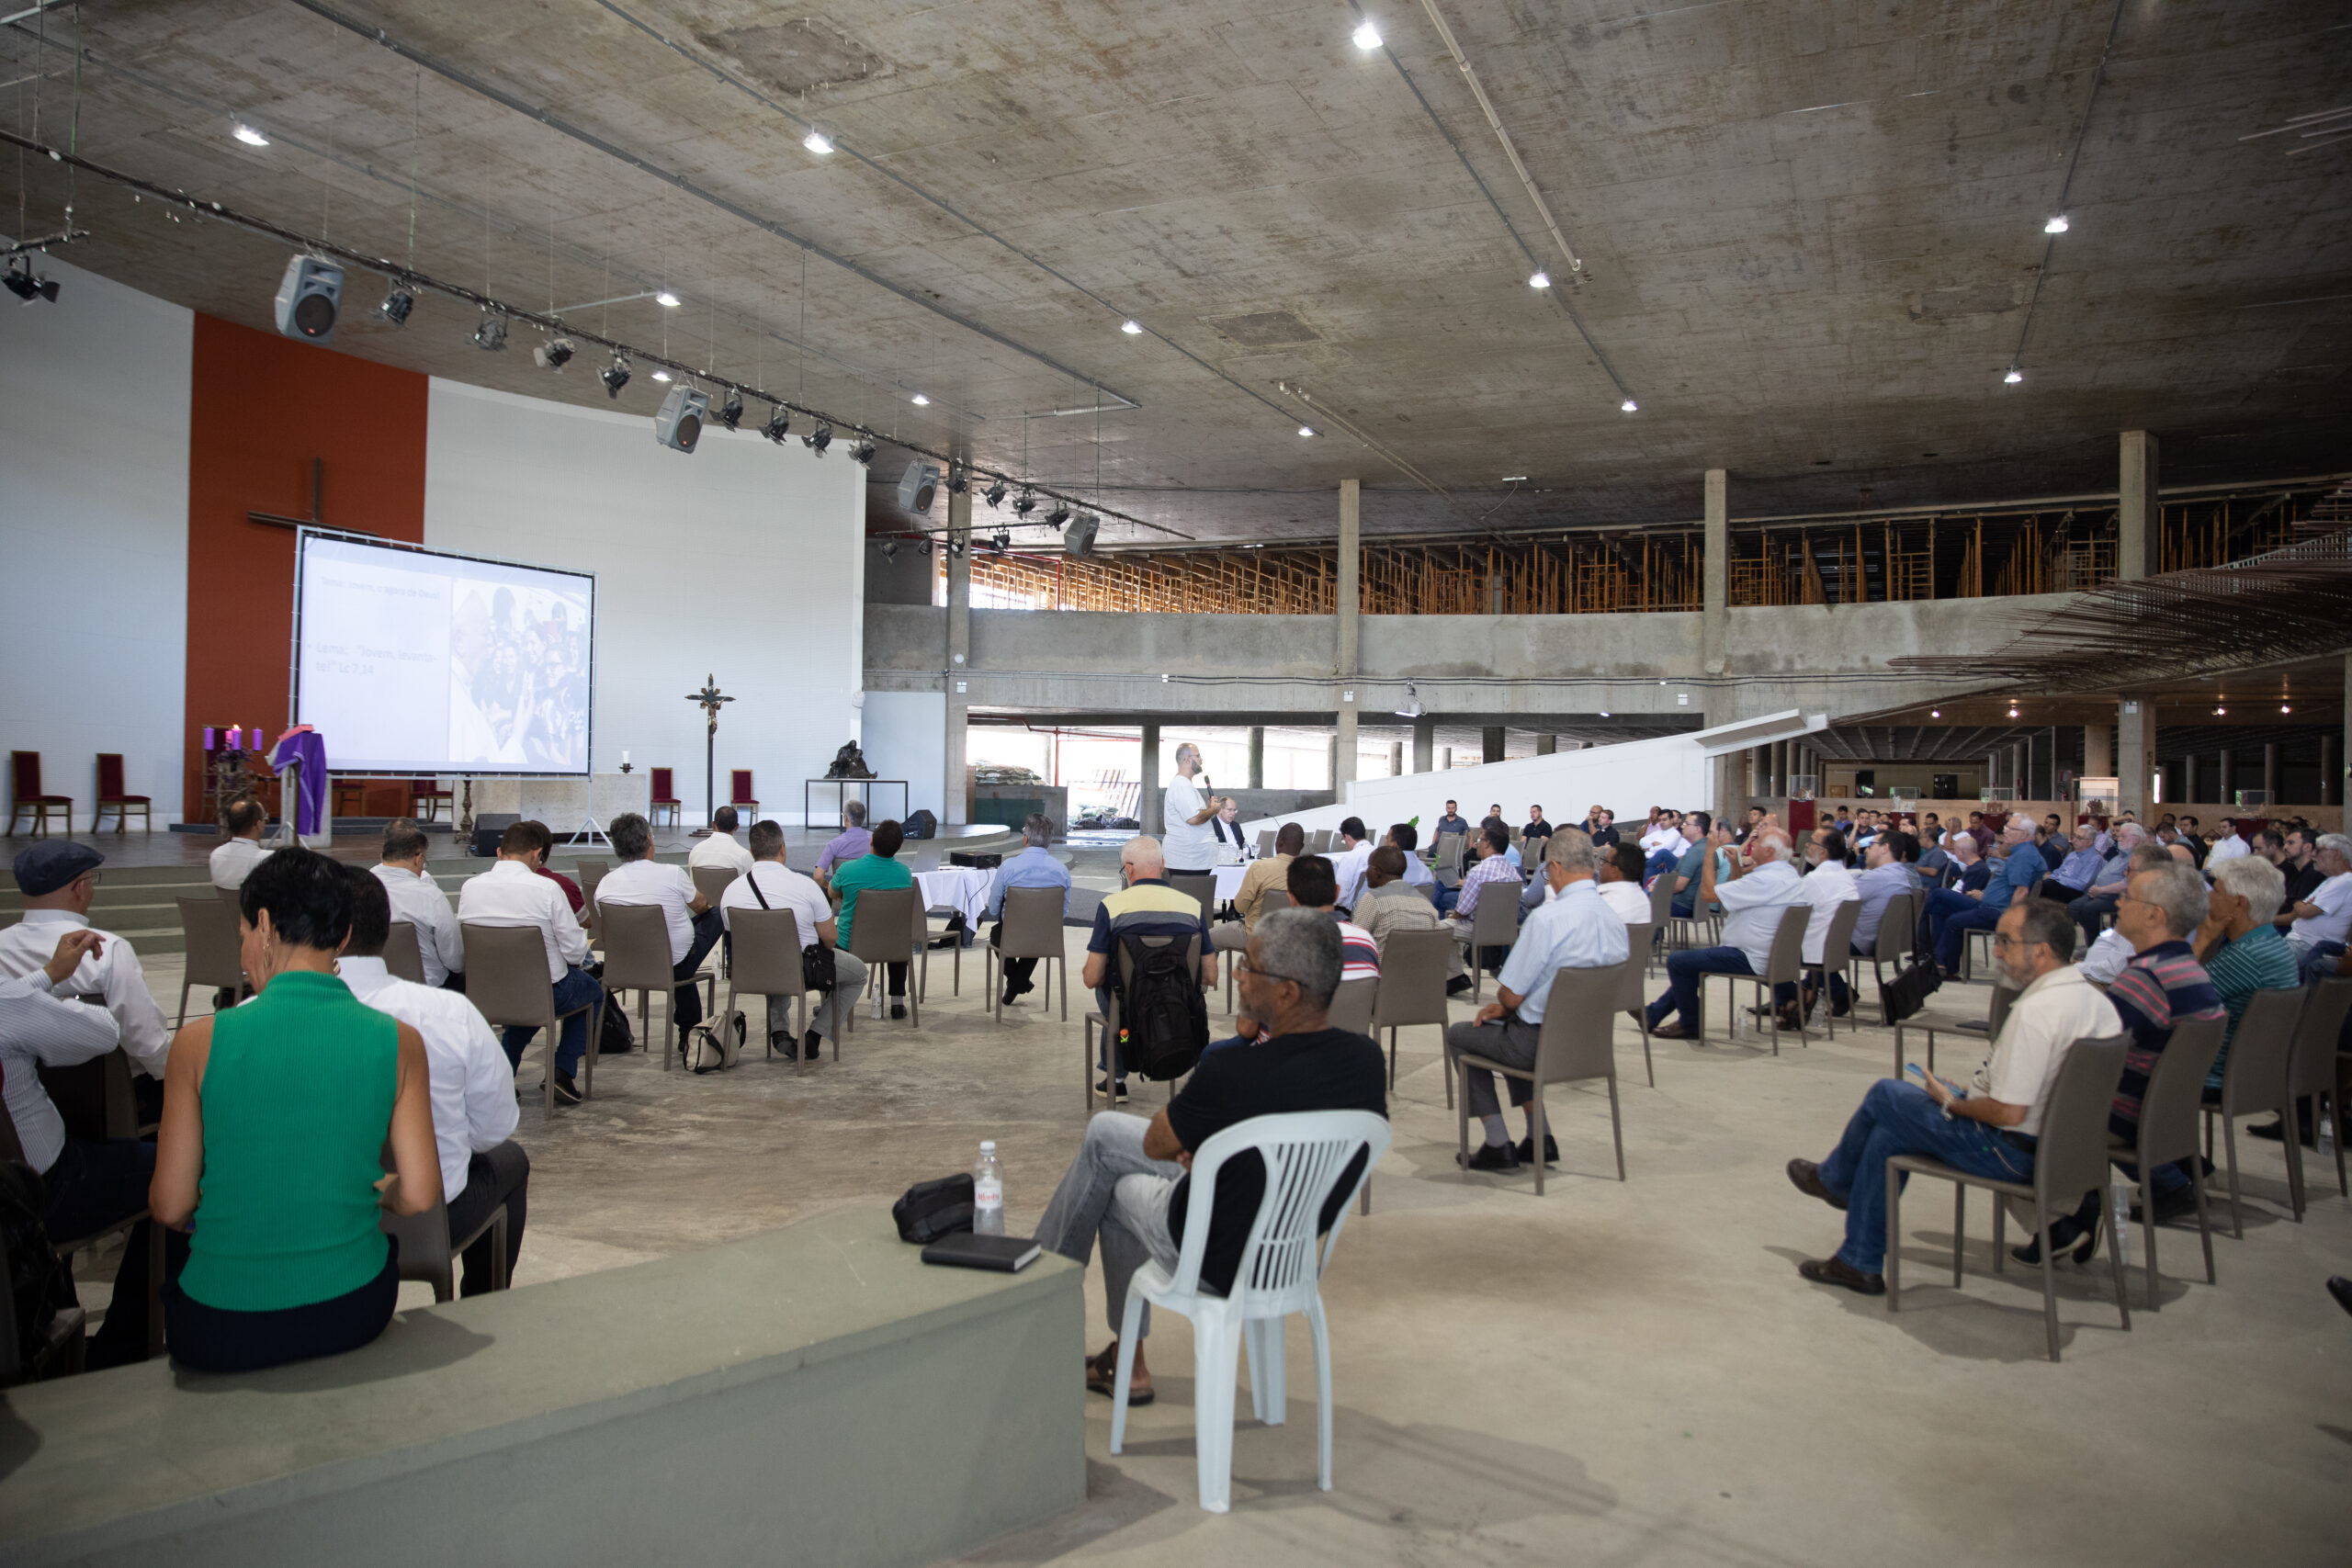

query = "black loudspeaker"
(654, 385), (709, 453)
(1065, 512), (1099, 558)
(274, 255), (344, 344)
(904, 808), (938, 840)
(898, 460), (941, 513)
(469, 813), (521, 857)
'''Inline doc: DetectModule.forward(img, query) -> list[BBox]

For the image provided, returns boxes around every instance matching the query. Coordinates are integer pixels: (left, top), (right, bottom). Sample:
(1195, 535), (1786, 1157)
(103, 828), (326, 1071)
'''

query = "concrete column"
(2118, 696), (2155, 818)
(2181, 754), (2199, 805)
(2342, 649), (2352, 806)
(1536, 734), (1556, 756)
(2264, 741), (2280, 804)
(1387, 740), (1404, 776)
(1440, 746), (1453, 771)
(944, 487), (972, 825)
(1411, 717), (1434, 774)
(2322, 733), (2339, 807)
(1482, 728), (1506, 764)
(2084, 723), (2111, 778)
(2218, 747), (2236, 807)
(1702, 468), (1728, 675)
(2118, 431), (2159, 581)
(1333, 479), (1360, 795)
(1139, 721), (1160, 840)
(1247, 727), (1265, 790)
(1326, 733), (1340, 790)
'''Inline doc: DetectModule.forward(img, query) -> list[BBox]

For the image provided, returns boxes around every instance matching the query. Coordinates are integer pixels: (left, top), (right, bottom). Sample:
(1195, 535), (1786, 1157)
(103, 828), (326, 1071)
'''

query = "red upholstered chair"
(410, 777), (453, 824)
(649, 767), (681, 828)
(729, 769), (759, 818)
(95, 753), (151, 834)
(9, 751), (72, 838)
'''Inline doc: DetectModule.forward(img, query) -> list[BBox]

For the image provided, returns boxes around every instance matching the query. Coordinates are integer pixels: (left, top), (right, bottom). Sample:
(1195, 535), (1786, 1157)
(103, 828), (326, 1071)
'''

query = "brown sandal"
(1084, 1345), (1153, 1405)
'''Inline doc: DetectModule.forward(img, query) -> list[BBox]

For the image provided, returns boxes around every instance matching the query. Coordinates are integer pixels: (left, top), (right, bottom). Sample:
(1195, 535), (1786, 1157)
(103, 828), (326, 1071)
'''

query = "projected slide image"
(298, 534), (594, 775)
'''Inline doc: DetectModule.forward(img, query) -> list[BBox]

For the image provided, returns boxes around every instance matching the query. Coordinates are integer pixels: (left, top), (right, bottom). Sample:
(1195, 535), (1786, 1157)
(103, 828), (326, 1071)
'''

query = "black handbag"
(744, 867), (839, 990)
(892, 1174), (975, 1244)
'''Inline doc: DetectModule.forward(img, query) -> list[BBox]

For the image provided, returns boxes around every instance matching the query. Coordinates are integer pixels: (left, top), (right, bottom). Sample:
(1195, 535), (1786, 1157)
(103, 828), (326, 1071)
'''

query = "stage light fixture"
(984, 480), (1008, 509)
(948, 536), (965, 558)
(898, 460), (941, 512)
(534, 336), (575, 370)
(1065, 513), (1099, 558)
(377, 285), (413, 327)
(946, 466), (968, 494)
(849, 438), (877, 465)
(4, 257), (59, 305)
(1395, 682), (1424, 719)
(470, 310), (507, 352)
(1121, 319), (1142, 334)
(274, 255), (344, 343)
(803, 422), (832, 455)
(232, 122), (269, 147)
(655, 290), (681, 308)
(1012, 491), (1037, 517)
(601, 354), (632, 399)
(1045, 504), (1071, 530)
(879, 540), (899, 561)
(653, 383), (708, 453)
(990, 530), (1011, 554)
(1529, 270), (1551, 289)
(1353, 21), (1383, 50)
(716, 391), (743, 430)
(803, 127), (834, 154)
(761, 406), (791, 443)
(2044, 214), (2069, 234)
(2004, 368), (2023, 384)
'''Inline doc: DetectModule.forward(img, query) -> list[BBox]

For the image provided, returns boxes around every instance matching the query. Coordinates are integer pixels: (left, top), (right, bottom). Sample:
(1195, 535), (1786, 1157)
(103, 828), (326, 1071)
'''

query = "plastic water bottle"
(973, 1141), (1005, 1236)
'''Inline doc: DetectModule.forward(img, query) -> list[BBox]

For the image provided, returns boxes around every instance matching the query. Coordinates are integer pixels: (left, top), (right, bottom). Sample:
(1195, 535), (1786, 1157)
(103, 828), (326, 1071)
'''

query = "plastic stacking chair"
(1803, 900), (1861, 1039)
(215, 884), (245, 921)
(1713, 906), (1809, 1054)
(2199, 986), (2305, 1236)
(648, 768), (682, 828)
(1370, 930), (1453, 1090)
(382, 920), (428, 984)
(1327, 977), (1376, 1035)
(2109, 1014), (2225, 1307)
(721, 907), (817, 1063)
(1891, 979), (2017, 1081)
(1083, 933), (1201, 1109)
(1464, 892), (1519, 1005)
(94, 753), (151, 833)
(1886, 1032), (2132, 1363)
(1452, 965), (1626, 1194)
(690, 865), (738, 978)
(463, 923), (603, 1111)
(1254, 830), (1275, 860)
(2283, 976), (2352, 1219)
(1614, 921), (1657, 1087)
(1430, 831), (1465, 888)
(601, 904), (712, 1069)
(1107, 1110), (1391, 1514)
(175, 894), (245, 1028)
(986, 886), (1069, 1023)
(380, 1173), (508, 1302)
(846, 886), (921, 1030)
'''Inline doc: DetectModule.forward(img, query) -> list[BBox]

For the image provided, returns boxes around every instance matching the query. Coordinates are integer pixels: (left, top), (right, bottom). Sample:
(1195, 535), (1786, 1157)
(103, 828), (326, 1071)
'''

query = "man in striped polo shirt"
(1207, 854), (1378, 1055)
(1083, 837), (1216, 1101)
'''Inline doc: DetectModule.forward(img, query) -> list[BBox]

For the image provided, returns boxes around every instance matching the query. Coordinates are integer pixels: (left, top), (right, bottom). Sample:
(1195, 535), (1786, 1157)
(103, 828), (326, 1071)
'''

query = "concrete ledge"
(0, 1209), (1084, 1568)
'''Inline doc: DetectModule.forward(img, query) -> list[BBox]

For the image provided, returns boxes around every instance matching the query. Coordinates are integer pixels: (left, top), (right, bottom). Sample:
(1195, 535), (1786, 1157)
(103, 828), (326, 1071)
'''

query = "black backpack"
(1112, 932), (1208, 1082)
(0, 1160), (74, 1380)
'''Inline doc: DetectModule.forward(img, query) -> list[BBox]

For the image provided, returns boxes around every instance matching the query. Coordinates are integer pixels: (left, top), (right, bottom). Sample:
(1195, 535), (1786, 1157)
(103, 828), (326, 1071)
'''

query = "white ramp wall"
(424, 380), (864, 824)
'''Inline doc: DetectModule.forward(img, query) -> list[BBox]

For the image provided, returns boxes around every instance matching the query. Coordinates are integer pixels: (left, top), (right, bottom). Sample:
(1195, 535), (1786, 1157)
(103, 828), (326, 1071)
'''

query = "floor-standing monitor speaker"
(898, 460), (941, 513)
(654, 385), (709, 453)
(275, 255), (344, 344)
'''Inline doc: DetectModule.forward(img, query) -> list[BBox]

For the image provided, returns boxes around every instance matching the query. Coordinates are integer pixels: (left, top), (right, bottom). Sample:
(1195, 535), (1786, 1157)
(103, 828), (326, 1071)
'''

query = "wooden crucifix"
(686, 674), (734, 835)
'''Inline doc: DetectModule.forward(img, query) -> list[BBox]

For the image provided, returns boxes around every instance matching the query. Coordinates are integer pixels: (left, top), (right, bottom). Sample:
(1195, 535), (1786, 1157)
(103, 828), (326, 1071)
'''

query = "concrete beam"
(2118, 432), (2159, 581)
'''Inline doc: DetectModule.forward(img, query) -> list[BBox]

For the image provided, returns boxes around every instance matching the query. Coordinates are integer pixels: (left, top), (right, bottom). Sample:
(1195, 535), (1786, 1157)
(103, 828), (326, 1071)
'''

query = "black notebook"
(921, 1232), (1042, 1272)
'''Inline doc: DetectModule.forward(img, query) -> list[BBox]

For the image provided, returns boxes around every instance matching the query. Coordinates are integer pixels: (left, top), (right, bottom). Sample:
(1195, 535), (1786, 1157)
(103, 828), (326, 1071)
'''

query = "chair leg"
(1885, 1159), (1903, 1310)
(490, 1205), (510, 1291)
(1530, 1087), (1546, 1197)
(2139, 1168), (2161, 1310)
(1606, 1074), (1624, 1181)
(2285, 1096), (2307, 1221)
(1193, 1313), (1242, 1513)
(2190, 1165), (2216, 1285)
(1108, 1293), (1146, 1456)
(175, 979), (191, 1032)
(145, 1220), (165, 1359)
(1992, 1194), (2006, 1273)
(2039, 1213), (2062, 1362)
(1454, 1051), (1469, 1168)
(1244, 1316), (1285, 1426)
(1306, 1292), (1335, 1492)
(1951, 1183), (1965, 1289)
(1386, 1026), (1396, 1091)
(2335, 1090), (2348, 1199)
(1082, 1020), (1096, 1111)
(2222, 1113), (2244, 1239)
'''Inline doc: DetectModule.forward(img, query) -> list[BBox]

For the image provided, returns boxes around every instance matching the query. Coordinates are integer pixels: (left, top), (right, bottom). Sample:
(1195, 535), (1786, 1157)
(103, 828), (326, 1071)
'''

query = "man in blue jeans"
(1785, 899), (2120, 1293)
(1927, 818), (2044, 976)
(1645, 824), (1802, 1040)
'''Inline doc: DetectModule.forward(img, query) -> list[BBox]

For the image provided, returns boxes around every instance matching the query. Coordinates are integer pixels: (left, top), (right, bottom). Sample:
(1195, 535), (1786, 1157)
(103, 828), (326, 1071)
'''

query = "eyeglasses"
(1989, 934), (2046, 951)
(1234, 955), (1310, 988)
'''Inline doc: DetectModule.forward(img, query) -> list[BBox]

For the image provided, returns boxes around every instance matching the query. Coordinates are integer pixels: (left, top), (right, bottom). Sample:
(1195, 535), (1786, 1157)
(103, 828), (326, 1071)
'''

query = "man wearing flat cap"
(0, 842), (171, 1088)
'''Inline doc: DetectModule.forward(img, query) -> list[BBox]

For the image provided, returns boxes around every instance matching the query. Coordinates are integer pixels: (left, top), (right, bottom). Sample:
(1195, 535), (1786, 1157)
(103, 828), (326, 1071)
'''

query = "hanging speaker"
(898, 460), (941, 513)
(1065, 512), (1100, 558)
(274, 255), (343, 344)
(654, 385), (709, 454)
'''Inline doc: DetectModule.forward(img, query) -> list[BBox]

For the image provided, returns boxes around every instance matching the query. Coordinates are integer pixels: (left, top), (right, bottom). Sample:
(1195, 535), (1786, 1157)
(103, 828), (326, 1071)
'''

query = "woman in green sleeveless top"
(153, 847), (441, 1373)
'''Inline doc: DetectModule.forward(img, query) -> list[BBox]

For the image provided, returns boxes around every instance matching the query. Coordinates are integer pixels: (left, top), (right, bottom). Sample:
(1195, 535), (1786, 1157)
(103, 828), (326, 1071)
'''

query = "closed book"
(920, 1232), (1042, 1272)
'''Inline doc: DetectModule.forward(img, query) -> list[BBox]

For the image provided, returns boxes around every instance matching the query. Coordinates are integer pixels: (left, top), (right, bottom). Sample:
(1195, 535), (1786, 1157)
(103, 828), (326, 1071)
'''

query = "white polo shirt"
(209, 835), (273, 889)
(457, 858), (589, 981)
(687, 831), (756, 875)
(2204, 835), (2249, 868)
(339, 956), (516, 1201)
(596, 858), (701, 964)
(1596, 879), (1651, 924)
(372, 863), (465, 987)
(0, 909), (170, 1077)
(2289, 872), (2352, 953)
(1162, 775), (1217, 871)
(719, 861), (833, 947)
(1973, 963), (2121, 1138)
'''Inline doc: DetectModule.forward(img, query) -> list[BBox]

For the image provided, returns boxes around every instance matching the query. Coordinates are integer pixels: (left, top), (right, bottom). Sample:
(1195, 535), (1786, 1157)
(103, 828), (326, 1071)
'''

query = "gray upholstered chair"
(2200, 986), (2305, 1236)
(2109, 1013), (2225, 1307)
(461, 922), (602, 1111)
(382, 919), (427, 984)
(1451, 964), (1626, 1195)
(986, 886), (1069, 1023)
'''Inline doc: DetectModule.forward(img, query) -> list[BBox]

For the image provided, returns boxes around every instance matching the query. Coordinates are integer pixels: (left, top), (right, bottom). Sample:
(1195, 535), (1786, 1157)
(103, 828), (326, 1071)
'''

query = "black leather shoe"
(1513, 1134), (1559, 1166)
(1797, 1256), (1885, 1296)
(2012, 1219), (2098, 1268)
(1786, 1158), (1847, 1211)
(1445, 976), (1474, 997)
(552, 1071), (583, 1106)
(1458, 1142), (1521, 1172)
(2329, 1277), (2352, 1319)
(803, 1029), (825, 1060)
(2130, 1186), (2199, 1225)
(889, 1002), (907, 1021)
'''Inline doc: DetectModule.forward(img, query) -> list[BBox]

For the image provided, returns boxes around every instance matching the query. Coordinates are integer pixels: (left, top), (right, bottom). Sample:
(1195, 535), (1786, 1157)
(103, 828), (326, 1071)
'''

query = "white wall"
(424, 380), (865, 825)
(0, 253), (192, 824)
(859, 690), (946, 822)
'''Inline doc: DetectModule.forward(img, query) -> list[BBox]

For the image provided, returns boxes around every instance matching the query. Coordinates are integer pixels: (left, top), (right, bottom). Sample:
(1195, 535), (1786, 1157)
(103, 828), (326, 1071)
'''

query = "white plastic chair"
(1109, 1110), (1392, 1514)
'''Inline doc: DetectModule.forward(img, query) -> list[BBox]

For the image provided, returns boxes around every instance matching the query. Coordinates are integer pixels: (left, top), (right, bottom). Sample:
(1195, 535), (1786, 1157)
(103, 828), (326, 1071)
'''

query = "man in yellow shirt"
(1212, 822), (1302, 953)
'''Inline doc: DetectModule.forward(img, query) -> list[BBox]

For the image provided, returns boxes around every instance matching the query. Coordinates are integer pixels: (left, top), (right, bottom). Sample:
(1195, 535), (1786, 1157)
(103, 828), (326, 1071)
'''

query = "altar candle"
(226, 728), (241, 750)
(203, 727), (215, 750)
(622, 750), (630, 765)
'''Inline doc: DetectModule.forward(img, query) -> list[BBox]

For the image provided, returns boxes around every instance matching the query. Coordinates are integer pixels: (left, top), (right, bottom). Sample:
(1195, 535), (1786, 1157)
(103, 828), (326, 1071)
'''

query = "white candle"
(622, 750), (630, 765)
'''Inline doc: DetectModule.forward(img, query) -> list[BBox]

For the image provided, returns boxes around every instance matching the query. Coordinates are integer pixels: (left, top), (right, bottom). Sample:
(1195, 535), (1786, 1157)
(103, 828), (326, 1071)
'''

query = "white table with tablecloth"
(913, 867), (995, 931)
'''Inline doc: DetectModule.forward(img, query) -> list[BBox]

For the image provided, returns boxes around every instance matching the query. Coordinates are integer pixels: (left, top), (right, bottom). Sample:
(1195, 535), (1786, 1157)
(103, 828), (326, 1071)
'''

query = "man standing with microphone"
(1163, 742), (1226, 876)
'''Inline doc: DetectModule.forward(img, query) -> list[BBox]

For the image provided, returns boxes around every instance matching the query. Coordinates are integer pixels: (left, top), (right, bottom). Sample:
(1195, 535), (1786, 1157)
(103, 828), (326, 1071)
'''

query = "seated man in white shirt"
(371, 819), (465, 990)
(2283, 833), (2352, 983)
(719, 818), (861, 1059)
(1446, 829), (1630, 1171)
(208, 795), (274, 888)
(687, 805), (757, 875)
(342, 868), (526, 1293)
(1774, 829), (1860, 1026)
(1644, 827), (1804, 1040)
(1595, 841), (1653, 924)
(457, 820), (598, 1102)
(596, 811), (725, 1043)
(1329, 817), (1376, 912)
(1787, 898), (2121, 1294)
(0, 843), (170, 1114)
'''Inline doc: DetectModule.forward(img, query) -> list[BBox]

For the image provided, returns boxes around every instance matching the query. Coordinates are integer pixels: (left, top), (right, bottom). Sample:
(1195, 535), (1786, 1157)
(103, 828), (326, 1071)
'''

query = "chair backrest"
(598, 903), (679, 992)
(1613, 922), (1655, 1010)
(458, 922), (558, 1029)
(691, 865), (737, 911)
(1308, 829), (1333, 854)
(575, 859), (610, 905)
(382, 920), (427, 984)
(650, 766), (675, 801)
(1169, 1111), (1393, 1310)
(1989, 982), (2018, 1036)
(847, 885), (919, 963)
(1255, 829), (1275, 859)
(38, 1049), (140, 1142)
(998, 885), (1066, 957)
(1763, 904), (1809, 984)
(1872, 891), (1917, 961)
(1167, 874), (1216, 927)
(729, 769), (755, 805)
(216, 884), (246, 920)
(1259, 889), (1295, 916)
(1432, 829), (1464, 874)
(1646, 874), (1676, 927)
(1371, 930), (1453, 1030)
(96, 753), (126, 798)
(1469, 886), (1519, 947)
(177, 894), (244, 989)
(1532, 965), (1625, 1083)
(1819, 899), (1860, 969)
(728, 907), (805, 996)
(2289, 977), (2352, 1097)
(2032, 1034), (2132, 1210)
(379, 1167), (453, 1288)
(1328, 976), (1378, 1035)
(2134, 1013), (2227, 1167)
(2221, 986), (2305, 1112)
(10, 750), (40, 800)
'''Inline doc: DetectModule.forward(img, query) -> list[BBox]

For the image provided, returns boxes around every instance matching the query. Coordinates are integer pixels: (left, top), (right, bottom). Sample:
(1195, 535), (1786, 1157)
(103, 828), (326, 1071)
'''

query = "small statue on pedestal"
(825, 740), (876, 780)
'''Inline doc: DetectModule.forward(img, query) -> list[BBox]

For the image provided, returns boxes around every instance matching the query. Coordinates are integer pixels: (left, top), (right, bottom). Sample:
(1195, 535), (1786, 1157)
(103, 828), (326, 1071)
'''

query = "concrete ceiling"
(6, 0), (2347, 545)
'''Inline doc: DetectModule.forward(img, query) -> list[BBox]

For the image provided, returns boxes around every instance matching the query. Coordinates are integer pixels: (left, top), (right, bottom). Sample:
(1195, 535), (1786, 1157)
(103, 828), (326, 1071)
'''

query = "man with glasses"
(1786, 897), (2118, 1294)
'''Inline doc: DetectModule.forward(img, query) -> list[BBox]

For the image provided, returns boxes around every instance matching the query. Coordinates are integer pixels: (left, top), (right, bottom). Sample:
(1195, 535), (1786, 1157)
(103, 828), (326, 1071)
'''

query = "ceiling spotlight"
(1012, 491), (1037, 517)
(2004, 368), (2023, 385)
(1045, 504), (1071, 529)
(918, 537), (933, 558)
(716, 391), (742, 430)
(534, 335), (575, 370)
(2044, 214), (2069, 234)
(990, 529), (1011, 554)
(2280, 704), (2291, 714)
(1353, 21), (1383, 50)
(1620, 399), (1638, 412)
(1529, 270), (1551, 289)
(377, 286), (413, 327)
(949, 536), (966, 558)
(2008, 705), (2020, 718)
(655, 290), (681, 309)
(1298, 424), (1316, 437)
(1930, 708), (1941, 718)
(984, 480), (1008, 509)
(470, 311), (507, 352)
(946, 466), (968, 494)
(911, 392), (930, 406)
(1066, 512), (1100, 557)
(849, 437), (878, 465)
(803, 127), (834, 155)
(4, 257), (59, 305)
(762, 406), (791, 443)
(2214, 705), (2226, 716)
(232, 122), (269, 147)
(879, 539), (899, 561)
(600, 353), (631, 399)
(1395, 682), (1425, 719)
(650, 368), (673, 383)
(803, 421), (832, 455)
(1121, 319), (1143, 334)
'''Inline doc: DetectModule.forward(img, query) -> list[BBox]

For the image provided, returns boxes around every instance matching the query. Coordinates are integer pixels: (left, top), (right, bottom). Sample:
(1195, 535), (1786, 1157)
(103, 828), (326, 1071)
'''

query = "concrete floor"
(102, 931), (2349, 1567)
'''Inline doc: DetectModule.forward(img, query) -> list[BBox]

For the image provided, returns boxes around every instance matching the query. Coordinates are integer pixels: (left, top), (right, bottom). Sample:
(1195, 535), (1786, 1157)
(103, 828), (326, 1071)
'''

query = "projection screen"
(293, 529), (594, 775)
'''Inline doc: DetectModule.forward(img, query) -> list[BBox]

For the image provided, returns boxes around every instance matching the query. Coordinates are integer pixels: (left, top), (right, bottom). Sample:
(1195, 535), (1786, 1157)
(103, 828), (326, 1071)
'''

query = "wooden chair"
(409, 778), (453, 824)
(729, 769), (759, 818)
(332, 779), (369, 818)
(1452, 964), (1627, 1194)
(94, 753), (151, 833)
(8, 751), (71, 837)
(649, 767), (682, 828)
